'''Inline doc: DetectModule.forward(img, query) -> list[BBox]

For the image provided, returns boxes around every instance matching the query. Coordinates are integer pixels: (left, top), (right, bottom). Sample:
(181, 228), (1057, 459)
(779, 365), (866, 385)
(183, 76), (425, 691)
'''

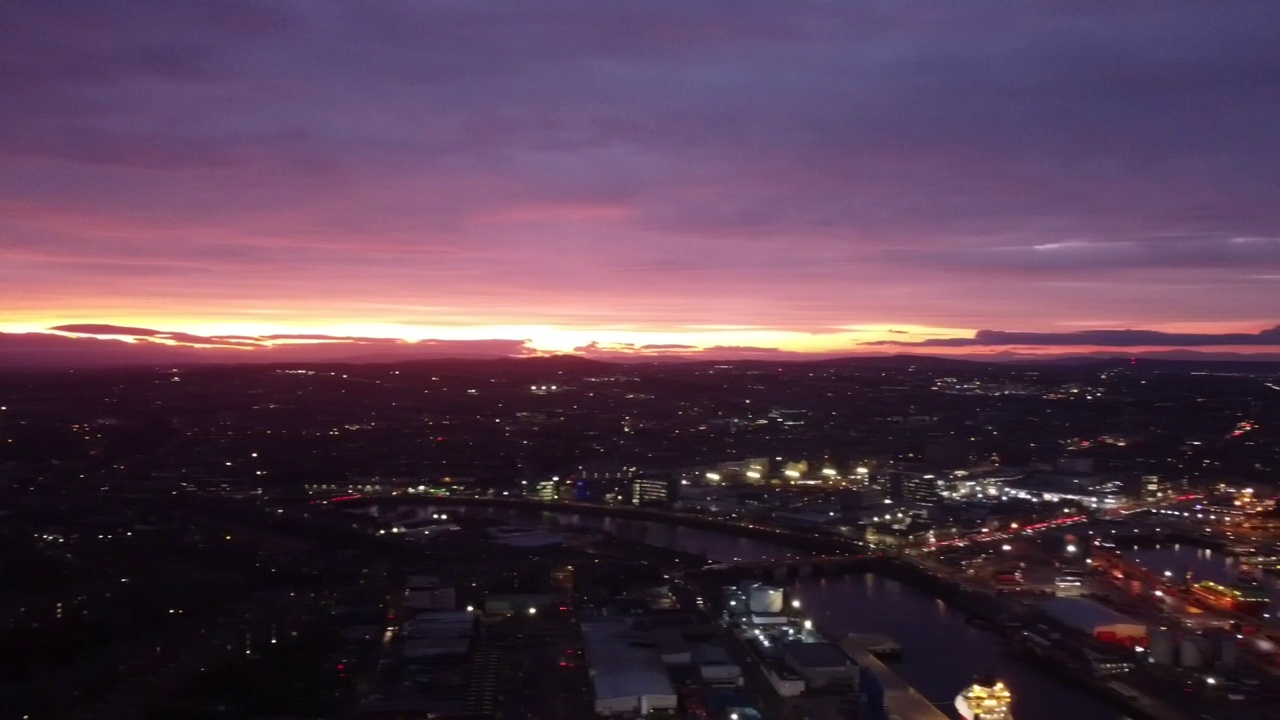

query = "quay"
(839, 636), (949, 720)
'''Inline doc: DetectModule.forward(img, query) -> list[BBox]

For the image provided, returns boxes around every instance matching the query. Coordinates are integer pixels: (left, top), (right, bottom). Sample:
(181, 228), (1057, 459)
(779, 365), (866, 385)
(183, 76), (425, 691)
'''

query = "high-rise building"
(527, 477), (565, 501)
(901, 473), (946, 505)
(631, 477), (680, 506)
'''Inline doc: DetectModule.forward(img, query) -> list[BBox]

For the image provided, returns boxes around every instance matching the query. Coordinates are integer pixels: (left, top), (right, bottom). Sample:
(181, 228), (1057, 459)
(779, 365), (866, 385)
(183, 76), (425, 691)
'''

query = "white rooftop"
(1042, 597), (1145, 632)
(582, 620), (677, 700)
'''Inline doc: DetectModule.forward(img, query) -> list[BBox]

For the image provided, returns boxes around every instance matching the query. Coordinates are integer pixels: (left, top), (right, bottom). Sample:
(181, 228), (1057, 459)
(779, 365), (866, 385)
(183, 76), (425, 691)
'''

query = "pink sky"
(1, 2), (1277, 363)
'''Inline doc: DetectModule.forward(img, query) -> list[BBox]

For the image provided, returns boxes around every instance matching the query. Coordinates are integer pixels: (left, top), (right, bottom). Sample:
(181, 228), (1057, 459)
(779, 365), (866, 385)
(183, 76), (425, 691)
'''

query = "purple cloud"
(863, 326), (1280, 348)
(0, 2), (1278, 335)
(10, 326), (537, 368)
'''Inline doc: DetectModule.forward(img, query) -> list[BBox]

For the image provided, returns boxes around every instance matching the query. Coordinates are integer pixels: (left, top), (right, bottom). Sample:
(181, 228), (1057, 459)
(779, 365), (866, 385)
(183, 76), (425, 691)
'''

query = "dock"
(844, 633), (903, 660)
(838, 637), (949, 720)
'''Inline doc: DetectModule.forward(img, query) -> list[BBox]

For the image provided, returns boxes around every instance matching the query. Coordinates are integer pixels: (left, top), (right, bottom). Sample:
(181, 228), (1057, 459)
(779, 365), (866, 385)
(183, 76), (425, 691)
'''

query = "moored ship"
(955, 676), (1013, 720)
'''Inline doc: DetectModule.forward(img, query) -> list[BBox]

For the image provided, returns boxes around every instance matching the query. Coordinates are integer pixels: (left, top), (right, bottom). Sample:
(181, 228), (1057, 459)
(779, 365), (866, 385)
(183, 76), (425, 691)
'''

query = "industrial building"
(779, 641), (859, 692)
(1040, 597), (1147, 644)
(402, 610), (474, 641)
(582, 620), (678, 716)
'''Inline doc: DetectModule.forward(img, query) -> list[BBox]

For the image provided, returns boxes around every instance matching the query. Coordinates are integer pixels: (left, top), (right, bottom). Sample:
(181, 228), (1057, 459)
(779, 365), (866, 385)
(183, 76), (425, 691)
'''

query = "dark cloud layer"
(11, 326), (536, 368)
(864, 326), (1280, 348)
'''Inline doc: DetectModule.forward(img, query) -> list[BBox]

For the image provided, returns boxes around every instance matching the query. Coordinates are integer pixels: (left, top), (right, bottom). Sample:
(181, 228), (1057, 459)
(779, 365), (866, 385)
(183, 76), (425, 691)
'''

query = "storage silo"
(1179, 636), (1209, 668)
(1148, 628), (1176, 666)
(748, 585), (784, 614)
(1217, 635), (1239, 668)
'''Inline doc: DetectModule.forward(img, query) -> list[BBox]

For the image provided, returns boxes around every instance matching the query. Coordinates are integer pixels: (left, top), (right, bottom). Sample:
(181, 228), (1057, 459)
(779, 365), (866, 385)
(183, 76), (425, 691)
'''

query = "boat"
(955, 676), (1013, 719)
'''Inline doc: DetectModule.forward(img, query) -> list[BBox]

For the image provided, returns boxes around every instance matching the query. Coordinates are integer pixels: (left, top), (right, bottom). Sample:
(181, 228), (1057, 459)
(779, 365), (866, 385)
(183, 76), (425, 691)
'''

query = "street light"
(791, 599), (801, 609)
(528, 607), (537, 616)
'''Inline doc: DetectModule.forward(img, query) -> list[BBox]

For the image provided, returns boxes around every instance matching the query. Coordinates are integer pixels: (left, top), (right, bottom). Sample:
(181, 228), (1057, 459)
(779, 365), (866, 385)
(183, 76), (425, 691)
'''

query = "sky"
(2, 1), (1278, 365)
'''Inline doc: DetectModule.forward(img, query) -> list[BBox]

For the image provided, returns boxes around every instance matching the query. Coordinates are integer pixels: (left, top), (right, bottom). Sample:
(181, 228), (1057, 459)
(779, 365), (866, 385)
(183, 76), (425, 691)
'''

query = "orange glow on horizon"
(2, 317), (1277, 361)
(2, 318), (977, 356)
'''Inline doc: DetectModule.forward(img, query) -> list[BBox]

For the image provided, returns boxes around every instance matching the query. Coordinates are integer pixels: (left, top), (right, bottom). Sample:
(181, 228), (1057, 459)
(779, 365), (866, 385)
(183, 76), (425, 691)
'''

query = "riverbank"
(422, 503), (1135, 719)
(873, 555), (1192, 720)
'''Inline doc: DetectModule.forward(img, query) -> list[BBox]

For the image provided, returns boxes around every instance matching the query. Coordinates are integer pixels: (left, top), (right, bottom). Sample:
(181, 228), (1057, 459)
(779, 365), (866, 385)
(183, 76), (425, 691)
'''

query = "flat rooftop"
(782, 641), (852, 669)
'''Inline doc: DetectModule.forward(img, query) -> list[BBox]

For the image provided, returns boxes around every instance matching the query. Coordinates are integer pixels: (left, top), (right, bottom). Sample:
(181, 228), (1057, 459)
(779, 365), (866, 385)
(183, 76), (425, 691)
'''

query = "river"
(416, 505), (1135, 720)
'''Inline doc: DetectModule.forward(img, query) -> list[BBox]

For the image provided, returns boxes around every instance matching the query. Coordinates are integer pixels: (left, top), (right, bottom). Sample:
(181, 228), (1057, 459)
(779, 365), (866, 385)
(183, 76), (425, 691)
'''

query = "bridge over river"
(336, 493), (873, 556)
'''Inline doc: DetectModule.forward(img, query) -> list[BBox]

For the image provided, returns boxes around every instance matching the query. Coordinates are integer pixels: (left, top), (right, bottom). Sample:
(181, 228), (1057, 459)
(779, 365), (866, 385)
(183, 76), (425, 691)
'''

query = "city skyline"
(3, 2), (1278, 364)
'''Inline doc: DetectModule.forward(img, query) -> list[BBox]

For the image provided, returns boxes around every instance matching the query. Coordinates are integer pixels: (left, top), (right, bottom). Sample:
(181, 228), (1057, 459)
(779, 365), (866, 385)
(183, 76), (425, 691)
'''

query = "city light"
(791, 599), (801, 609)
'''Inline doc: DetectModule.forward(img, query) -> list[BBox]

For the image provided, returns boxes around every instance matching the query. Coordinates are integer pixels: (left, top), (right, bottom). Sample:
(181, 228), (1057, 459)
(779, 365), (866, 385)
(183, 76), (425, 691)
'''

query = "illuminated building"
(631, 477), (680, 506)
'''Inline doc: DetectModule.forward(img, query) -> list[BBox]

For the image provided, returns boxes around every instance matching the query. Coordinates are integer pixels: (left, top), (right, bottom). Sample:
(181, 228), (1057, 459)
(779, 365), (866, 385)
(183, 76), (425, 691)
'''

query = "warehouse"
(582, 620), (678, 716)
(1041, 597), (1147, 644)
(781, 641), (859, 692)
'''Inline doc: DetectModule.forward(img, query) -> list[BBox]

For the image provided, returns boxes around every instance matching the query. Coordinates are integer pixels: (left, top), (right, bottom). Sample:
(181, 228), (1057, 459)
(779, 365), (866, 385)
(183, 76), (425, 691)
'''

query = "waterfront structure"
(1190, 573), (1270, 615)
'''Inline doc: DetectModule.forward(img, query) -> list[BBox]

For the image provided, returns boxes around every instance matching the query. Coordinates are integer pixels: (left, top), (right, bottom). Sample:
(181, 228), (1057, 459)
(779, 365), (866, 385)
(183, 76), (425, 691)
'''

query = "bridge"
(333, 493), (873, 555)
(691, 553), (880, 583)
